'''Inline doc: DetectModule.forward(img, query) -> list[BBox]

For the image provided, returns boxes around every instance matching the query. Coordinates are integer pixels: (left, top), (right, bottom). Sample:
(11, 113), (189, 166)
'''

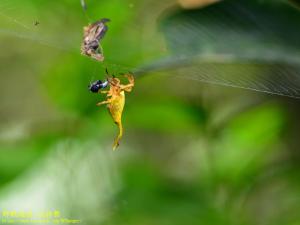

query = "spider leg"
(120, 74), (135, 92)
(124, 73), (134, 83)
(96, 99), (112, 106)
(101, 90), (112, 97)
(120, 84), (134, 92)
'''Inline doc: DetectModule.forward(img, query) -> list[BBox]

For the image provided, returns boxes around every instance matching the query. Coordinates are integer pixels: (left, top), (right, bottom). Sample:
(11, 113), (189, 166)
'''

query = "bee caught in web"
(88, 69), (135, 150)
(81, 18), (110, 62)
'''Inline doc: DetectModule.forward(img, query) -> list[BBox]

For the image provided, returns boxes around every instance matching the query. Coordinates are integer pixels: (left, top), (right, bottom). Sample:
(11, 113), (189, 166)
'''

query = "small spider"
(88, 69), (135, 150)
(81, 18), (110, 62)
(34, 21), (40, 26)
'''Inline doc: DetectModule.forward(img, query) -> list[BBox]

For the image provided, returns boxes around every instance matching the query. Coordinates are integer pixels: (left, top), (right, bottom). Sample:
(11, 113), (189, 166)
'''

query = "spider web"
(1, 0), (300, 98)
(0, 0), (77, 51)
(0, 0), (152, 72)
(136, 0), (300, 98)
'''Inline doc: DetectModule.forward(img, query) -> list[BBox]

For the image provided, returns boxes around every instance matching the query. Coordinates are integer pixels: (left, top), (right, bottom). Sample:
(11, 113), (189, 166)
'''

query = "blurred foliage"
(0, 0), (300, 225)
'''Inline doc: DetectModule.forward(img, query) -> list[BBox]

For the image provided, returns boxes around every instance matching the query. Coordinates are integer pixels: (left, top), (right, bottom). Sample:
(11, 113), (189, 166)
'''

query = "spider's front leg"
(120, 74), (135, 92)
(100, 90), (112, 97)
(96, 98), (112, 106)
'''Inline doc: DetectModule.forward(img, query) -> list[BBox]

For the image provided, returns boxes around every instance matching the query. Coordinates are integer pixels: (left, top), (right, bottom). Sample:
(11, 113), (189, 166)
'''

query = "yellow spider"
(89, 70), (134, 150)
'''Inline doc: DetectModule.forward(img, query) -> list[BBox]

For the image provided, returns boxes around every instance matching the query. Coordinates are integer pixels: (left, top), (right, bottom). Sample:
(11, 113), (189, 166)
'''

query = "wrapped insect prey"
(81, 18), (110, 62)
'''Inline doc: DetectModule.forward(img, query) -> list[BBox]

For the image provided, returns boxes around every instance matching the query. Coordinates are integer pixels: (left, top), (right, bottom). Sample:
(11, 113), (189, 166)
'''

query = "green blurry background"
(0, 0), (300, 225)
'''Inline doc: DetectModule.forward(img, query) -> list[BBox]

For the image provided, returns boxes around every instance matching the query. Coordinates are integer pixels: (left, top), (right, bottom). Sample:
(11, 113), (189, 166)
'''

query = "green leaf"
(137, 0), (300, 98)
